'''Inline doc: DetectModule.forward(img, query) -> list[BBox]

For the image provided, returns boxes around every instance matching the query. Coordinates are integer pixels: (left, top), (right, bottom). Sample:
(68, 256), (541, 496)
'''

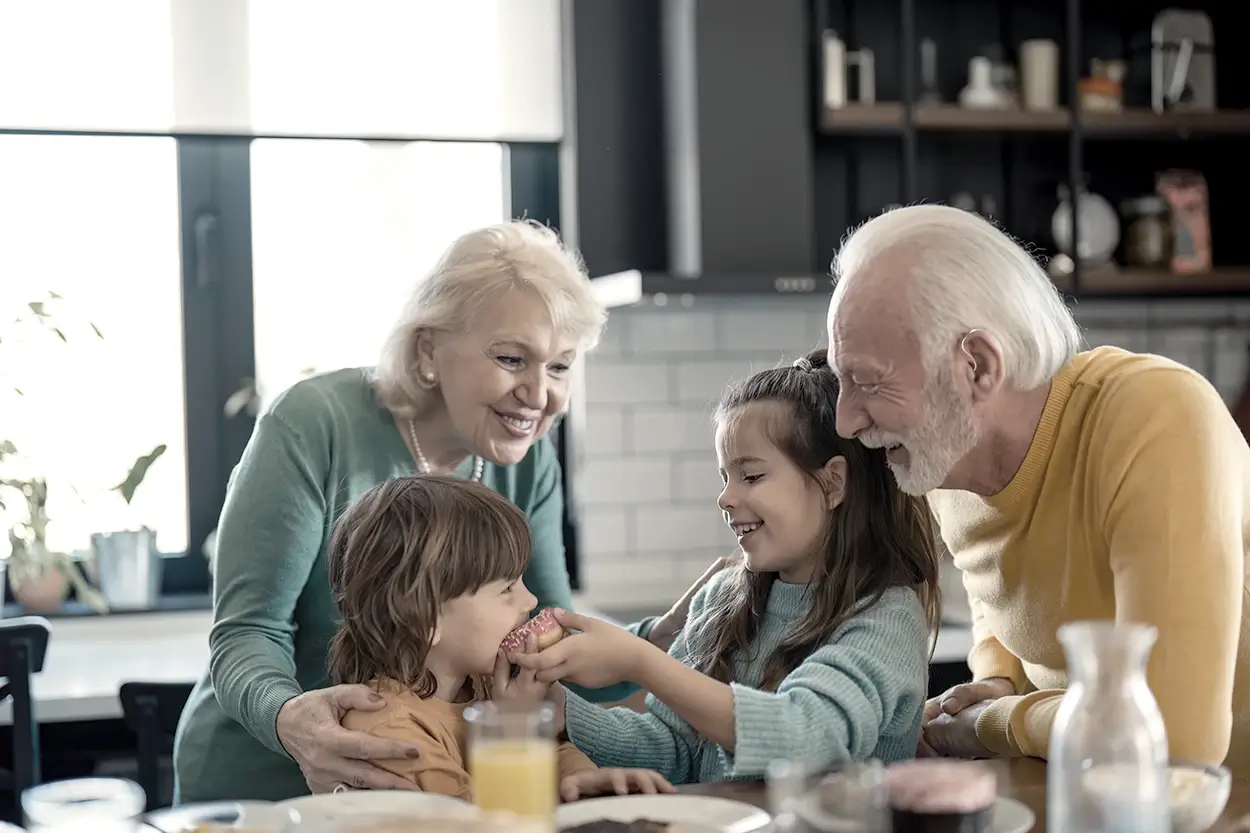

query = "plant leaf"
(112, 444), (168, 504)
(52, 327), (66, 342)
(27, 301), (45, 317)
(91, 322), (103, 339)
(47, 291), (62, 300)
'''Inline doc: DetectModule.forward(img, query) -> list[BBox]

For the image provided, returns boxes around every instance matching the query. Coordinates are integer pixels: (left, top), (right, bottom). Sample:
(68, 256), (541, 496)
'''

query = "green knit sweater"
(564, 574), (930, 783)
(173, 369), (641, 803)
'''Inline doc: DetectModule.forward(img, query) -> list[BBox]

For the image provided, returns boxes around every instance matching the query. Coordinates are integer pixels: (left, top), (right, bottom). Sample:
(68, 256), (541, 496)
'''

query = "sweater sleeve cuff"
(253, 681), (305, 760)
(968, 650), (1028, 695)
(563, 691), (612, 763)
(629, 616), (659, 642)
(726, 682), (789, 777)
(976, 695), (1023, 757)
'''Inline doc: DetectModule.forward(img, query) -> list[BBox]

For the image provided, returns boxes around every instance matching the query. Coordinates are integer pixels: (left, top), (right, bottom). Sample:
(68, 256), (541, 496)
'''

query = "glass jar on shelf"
(1121, 196), (1173, 269)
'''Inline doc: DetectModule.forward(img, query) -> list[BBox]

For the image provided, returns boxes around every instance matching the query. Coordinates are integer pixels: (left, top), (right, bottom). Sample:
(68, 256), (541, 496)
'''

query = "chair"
(0, 616), (51, 816)
(118, 681), (194, 811)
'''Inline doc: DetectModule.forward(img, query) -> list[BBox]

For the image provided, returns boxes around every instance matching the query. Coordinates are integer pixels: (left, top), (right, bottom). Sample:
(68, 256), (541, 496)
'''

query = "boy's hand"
(492, 633), (550, 703)
(559, 768), (676, 802)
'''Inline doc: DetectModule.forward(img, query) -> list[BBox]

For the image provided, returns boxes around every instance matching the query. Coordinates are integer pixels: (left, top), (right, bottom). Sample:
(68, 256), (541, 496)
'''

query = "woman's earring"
(420, 371), (437, 388)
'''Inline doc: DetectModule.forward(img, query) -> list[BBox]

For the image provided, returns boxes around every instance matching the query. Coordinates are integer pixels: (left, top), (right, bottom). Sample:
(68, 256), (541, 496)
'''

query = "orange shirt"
(343, 680), (596, 799)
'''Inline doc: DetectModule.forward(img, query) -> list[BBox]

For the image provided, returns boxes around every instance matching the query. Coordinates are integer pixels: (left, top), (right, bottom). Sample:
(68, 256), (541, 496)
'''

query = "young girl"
(328, 474), (673, 801)
(511, 348), (941, 782)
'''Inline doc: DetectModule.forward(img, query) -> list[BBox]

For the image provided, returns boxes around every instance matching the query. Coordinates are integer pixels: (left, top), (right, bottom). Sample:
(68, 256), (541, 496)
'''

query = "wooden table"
(682, 759), (1250, 833)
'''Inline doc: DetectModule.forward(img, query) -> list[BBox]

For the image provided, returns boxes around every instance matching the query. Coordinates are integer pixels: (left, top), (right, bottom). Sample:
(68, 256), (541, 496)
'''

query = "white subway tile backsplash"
(671, 361), (760, 406)
(630, 406), (714, 453)
(633, 503), (735, 552)
(717, 308), (820, 356)
(582, 407), (627, 456)
(585, 361), (672, 405)
(630, 309), (718, 355)
(576, 297), (1250, 606)
(581, 456), (673, 505)
(593, 316), (630, 358)
(674, 455), (723, 503)
(577, 506), (631, 555)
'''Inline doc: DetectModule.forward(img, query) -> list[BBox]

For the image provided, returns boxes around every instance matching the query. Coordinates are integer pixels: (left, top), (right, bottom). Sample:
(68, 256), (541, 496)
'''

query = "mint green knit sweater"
(564, 574), (930, 782)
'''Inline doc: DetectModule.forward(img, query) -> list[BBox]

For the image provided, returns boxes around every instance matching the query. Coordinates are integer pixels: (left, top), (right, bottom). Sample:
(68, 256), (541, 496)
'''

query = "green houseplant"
(1, 292), (166, 613)
(0, 440), (106, 613)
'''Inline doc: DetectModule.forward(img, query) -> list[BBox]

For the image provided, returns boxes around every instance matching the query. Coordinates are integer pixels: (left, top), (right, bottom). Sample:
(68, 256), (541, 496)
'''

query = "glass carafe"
(1047, 621), (1168, 833)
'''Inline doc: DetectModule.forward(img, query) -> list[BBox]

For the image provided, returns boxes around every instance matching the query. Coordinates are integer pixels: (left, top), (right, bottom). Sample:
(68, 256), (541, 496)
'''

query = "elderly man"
(826, 203), (1250, 774)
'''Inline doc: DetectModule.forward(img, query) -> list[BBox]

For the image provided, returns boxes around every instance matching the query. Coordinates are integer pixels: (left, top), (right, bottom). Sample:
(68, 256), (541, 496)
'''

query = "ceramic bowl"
(1168, 760), (1231, 833)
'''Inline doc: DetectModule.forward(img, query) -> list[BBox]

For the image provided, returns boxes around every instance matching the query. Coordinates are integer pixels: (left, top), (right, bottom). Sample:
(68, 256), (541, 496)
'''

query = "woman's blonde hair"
(326, 474), (532, 695)
(374, 220), (607, 419)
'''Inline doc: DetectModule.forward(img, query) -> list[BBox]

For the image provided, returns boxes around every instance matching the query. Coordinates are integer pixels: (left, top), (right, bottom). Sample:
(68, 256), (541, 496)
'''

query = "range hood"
(589, 0), (824, 308)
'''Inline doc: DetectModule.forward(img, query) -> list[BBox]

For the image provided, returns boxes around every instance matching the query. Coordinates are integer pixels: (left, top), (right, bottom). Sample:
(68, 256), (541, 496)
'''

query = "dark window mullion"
(505, 143), (578, 589)
(165, 138), (255, 596)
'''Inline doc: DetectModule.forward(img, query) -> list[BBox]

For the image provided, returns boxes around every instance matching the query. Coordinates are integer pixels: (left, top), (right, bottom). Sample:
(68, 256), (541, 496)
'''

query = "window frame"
(0, 129), (565, 604)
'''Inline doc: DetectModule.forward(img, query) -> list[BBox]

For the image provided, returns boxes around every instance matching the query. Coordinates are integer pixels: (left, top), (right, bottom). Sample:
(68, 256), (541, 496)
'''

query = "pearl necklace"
(408, 420), (484, 482)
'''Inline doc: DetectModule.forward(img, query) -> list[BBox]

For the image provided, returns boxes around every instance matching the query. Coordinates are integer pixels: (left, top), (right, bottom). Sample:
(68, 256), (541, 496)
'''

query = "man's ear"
(960, 329), (1005, 401)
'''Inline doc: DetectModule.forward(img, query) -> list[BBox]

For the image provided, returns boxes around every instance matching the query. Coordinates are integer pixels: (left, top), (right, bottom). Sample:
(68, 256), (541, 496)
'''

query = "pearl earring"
(422, 372), (436, 386)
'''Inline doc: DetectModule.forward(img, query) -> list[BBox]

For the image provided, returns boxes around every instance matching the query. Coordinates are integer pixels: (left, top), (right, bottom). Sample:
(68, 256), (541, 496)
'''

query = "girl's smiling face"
(715, 402), (847, 583)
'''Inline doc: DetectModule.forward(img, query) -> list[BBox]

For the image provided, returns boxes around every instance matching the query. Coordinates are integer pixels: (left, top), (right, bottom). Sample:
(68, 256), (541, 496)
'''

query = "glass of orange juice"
(465, 700), (558, 828)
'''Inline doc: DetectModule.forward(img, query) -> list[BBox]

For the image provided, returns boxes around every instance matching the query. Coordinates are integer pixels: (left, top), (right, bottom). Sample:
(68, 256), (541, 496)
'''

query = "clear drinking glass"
(22, 777), (146, 833)
(768, 759), (890, 833)
(465, 700), (558, 827)
(1048, 621), (1169, 833)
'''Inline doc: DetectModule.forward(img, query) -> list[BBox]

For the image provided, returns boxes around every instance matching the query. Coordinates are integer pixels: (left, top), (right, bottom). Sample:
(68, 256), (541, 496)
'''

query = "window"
(250, 140), (506, 409)
(0, 1), (174, 131)
(0, 1), (566, 604)
(0, 135), (188, 557)
(246, 1), (563, 140)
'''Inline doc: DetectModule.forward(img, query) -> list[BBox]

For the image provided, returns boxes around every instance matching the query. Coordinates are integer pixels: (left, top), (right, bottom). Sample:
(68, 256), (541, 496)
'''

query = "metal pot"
(89, 528), (162, 610)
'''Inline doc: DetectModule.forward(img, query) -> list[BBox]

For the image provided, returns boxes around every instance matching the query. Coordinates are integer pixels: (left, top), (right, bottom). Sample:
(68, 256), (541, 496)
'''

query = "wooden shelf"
(819, 104), (1250, 137)
(1052, 267), (1250, 297)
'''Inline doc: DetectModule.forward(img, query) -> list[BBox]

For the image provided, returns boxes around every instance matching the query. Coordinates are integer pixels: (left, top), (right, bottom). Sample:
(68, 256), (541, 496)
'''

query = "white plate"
(145, 800), (296, 832)
(991, 796), (1036, 833)
(276, 790), (481, 831)
(555, 794), (771, 833)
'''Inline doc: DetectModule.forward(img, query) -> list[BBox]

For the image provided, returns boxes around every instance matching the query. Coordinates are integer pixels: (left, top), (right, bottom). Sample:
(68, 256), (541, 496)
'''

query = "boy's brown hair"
(326, 474), (532, 695)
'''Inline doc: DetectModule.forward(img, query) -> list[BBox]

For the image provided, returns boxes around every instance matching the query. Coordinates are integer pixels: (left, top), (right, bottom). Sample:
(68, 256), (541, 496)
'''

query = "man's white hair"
(374, 219), (607, 419)
(831, 204), (1083, 389)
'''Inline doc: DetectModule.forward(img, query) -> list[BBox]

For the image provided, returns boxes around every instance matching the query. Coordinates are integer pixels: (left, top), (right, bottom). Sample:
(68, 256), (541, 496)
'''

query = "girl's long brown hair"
(325, 474), (531, 696)
(688, 348), (941, 692)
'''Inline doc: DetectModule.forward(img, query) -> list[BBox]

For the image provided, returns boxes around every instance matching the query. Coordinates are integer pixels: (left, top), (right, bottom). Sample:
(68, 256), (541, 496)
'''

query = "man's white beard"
(889, 372), (982, 496)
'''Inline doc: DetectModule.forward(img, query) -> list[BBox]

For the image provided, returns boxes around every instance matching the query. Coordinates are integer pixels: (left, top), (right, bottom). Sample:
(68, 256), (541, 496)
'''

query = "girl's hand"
(492, 632), (551, 703)
(509, 611), (654, 689)
(559, 768), (676, 802)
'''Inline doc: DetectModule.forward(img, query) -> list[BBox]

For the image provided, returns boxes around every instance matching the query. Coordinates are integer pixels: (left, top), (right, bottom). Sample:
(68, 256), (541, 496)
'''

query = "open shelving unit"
(811, 0), (1250, 300)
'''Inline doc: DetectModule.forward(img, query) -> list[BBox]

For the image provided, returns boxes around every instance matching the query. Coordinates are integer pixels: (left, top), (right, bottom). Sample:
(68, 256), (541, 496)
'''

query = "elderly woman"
(174, 221), (721, 802)
(825, 204), (1250, 776)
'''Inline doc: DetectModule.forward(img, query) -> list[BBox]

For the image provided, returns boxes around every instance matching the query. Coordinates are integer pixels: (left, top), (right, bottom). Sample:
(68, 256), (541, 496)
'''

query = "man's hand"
(922, 700), (996, 759)
(923, 677), (1015, 724)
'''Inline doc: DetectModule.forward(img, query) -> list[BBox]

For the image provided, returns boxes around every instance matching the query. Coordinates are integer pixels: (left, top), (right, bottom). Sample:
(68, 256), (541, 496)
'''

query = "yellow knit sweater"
(931, 346), (1250, 775)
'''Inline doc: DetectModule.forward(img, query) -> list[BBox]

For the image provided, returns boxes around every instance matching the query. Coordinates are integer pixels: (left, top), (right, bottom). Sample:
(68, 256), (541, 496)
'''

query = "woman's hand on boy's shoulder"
(508, 611), (657, 689)
(492, 632), (552, 704)
(559, 767), (675, 802)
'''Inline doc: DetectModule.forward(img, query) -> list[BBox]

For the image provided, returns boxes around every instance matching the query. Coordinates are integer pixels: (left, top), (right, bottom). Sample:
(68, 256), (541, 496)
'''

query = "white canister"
(1020, 39), (1060, 111)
